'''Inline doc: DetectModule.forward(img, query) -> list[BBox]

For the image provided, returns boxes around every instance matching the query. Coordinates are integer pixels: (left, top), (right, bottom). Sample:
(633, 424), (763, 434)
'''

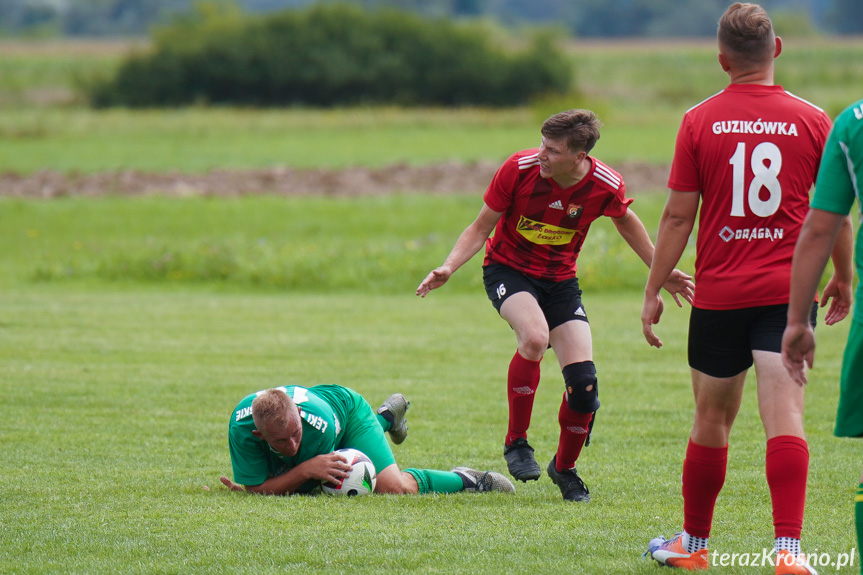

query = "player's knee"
(374, 465), (417, 495)
(399, 471), (420, 494)
(518, 329), (550, 359)
(562, 361), (599, 413)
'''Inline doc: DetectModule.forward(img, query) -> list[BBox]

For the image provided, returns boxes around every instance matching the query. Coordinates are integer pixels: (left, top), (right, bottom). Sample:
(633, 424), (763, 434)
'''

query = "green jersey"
(228, 385), (356, 492)
(811, 98), (863, 322)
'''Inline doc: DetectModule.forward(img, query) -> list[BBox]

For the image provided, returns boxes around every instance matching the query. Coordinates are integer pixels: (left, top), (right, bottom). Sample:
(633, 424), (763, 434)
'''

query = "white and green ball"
(321, 448), (376, 496)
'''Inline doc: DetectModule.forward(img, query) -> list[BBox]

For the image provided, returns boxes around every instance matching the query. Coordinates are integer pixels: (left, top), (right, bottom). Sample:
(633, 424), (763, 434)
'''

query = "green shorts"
(835, 319), (863, 438)
(338, 389), (397, 472)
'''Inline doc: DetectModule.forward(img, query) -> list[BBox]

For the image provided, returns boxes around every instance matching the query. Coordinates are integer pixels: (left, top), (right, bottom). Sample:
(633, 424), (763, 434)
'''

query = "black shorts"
(482, 264), (588, 331)
(688, 303), (817, 378)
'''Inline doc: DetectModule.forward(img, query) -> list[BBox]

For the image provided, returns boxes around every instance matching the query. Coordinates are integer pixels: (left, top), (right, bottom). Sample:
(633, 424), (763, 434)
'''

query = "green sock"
(856, 483), (863, 575)
(404, 469), (465, 494)
(376, 413), (391, 432)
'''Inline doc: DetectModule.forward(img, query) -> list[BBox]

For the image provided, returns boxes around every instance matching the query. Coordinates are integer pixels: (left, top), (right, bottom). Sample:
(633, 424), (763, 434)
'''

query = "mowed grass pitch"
(1, 36), (861, 574)
(0, 290), (856, 574)
(0, 195), (858, 574)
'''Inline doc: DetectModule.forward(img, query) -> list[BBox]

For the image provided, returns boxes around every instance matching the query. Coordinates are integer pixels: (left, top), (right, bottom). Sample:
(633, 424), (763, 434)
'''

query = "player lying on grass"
(219, 386), (515, 495)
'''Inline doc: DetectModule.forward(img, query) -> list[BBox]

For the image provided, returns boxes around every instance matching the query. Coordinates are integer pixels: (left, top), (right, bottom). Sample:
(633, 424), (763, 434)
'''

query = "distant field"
(1, 37), (862, 174)
(0, 192), (689, 293)
(0, 106), (547, 173)
(572, 36), (863, 118)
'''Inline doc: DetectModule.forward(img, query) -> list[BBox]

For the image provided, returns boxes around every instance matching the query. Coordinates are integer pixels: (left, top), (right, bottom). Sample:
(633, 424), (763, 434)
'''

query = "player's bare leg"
(754, 351), (806, 440)
(753, 351), (817, 574)
(374, 464), (420, 494)
(548, 320), (593, 367)
(499, 293), (547, 481)
(377, 465), (515, 494)
(690, 369), (746, 448)
(500, 292), (550, 362)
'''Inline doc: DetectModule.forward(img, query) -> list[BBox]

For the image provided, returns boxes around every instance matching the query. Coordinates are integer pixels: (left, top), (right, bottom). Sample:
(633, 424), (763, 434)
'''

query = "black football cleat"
(547, 456), (590, 502)
(503, 438), (542, 482)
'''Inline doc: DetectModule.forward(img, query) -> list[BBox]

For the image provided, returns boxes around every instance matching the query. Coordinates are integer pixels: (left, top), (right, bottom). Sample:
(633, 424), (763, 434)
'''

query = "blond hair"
(251, 388), (295, 430)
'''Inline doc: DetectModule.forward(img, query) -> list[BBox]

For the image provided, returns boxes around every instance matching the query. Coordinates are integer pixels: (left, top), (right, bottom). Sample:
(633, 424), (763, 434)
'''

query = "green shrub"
(86, 2), (572, 108)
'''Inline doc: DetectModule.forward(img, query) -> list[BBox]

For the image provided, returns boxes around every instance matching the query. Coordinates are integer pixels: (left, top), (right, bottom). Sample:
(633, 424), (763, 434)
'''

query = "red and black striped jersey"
(483, 148), (633, 282)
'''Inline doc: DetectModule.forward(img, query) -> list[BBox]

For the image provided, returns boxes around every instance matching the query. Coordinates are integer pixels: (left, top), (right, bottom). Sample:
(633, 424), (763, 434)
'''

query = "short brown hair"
(541, 109), (602, 154)
(252, 388), (294, 430)
(717, 3), (775, 66)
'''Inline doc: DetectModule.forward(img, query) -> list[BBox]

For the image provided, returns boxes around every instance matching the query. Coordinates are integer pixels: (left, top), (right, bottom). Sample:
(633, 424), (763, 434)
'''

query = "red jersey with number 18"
(483, 149), (633, 282)
(668, 84), (831, 310)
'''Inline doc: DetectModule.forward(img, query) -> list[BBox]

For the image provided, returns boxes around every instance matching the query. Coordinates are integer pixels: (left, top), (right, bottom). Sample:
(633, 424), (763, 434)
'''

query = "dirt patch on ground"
(0, 161), (670, 199)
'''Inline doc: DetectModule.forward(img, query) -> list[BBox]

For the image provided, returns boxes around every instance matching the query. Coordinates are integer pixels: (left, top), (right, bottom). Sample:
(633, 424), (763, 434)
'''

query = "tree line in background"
(85, 3), (571, 107)
(3, 0), (863, 38)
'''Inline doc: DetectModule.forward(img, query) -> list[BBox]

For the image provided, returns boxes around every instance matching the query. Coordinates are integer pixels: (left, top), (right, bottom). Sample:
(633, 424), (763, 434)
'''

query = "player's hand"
(662, 269), (694, 308)
(641, 292), (665, 348)
(416, 266), (453, 298)
(306, 452), (352, 486)
(219, 476), (245, 492)
(781, 323), (815, 386)
(820, 274), (852, 326)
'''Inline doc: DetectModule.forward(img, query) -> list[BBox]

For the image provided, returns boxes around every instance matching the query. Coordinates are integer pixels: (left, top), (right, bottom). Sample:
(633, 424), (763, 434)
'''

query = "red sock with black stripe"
(505, 351), (541, 446)
(765, 435), (809, 539)
(682, 438), (728, 539)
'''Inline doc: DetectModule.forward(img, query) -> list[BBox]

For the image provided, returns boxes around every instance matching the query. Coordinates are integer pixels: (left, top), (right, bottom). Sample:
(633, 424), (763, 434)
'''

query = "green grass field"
(1, 36), (861, 574)
(0, 192), (857, 574)
(1, 286), (857, 574)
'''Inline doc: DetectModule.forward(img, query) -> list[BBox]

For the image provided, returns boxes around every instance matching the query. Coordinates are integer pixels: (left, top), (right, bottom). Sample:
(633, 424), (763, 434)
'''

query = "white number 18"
(729, 141), (782, 218)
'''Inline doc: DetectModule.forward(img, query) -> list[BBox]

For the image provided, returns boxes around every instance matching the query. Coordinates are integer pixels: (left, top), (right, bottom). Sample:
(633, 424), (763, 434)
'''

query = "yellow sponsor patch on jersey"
(516, 215), (577, 245)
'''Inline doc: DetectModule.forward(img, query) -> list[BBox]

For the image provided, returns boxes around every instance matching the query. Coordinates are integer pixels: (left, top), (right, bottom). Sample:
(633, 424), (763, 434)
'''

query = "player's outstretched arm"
(220, 453), (352, 496)
(611, 209), (694, 308)
(416, 266), (455, 297)
(607, 210), (675, 345)
(219, 476), (245, 492)
(416, 204), (502, 298)
(640, 191), (699, 347)
(610, 209), (654, 267)
(661, 269), (694, 308)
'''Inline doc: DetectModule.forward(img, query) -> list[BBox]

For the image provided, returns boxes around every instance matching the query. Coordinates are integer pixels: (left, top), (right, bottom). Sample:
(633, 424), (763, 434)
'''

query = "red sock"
(766, 435), (809, 539)
(555, 395), (593, 469)
(682, 439), (728, 539)
(505, 351), (541, 445)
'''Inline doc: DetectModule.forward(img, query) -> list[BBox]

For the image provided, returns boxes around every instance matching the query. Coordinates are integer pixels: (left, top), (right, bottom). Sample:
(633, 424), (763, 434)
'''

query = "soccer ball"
(321, 448), (376, 496)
